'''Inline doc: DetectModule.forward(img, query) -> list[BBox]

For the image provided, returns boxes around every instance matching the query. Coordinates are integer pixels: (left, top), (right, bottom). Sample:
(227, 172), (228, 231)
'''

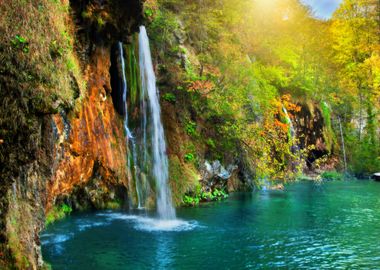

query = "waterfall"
(283, 106), (300, 165)
(138, 26), (176, 220)
(338, 117), (347, 173)
(116, 27), (176, 219)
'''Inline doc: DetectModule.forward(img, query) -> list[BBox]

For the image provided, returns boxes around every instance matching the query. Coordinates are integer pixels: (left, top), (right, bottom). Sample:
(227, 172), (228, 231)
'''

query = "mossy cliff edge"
(0, 0), (142, 268)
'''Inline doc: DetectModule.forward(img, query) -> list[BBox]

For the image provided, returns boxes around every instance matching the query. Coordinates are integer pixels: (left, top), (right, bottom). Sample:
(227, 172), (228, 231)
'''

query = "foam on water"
(41, 233), (73, 245)
(95, 212), (199, 232)
(133, 217), (198, 232)
(77, 221), (108, 232)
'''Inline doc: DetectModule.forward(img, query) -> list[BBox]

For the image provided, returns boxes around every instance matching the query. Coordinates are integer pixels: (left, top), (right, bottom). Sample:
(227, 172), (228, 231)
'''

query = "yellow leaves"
(364, 53), (380, 93)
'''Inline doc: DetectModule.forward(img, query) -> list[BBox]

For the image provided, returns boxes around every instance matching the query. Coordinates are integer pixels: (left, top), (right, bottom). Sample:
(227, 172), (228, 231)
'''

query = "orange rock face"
(47, 47), (128, 209)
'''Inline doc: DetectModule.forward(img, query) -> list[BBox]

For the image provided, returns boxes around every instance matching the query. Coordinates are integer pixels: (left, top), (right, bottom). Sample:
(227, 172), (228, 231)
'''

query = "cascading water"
(118, 42), (132, 139)
(138, 26), (176, 220)
(282, 106), (300, 165)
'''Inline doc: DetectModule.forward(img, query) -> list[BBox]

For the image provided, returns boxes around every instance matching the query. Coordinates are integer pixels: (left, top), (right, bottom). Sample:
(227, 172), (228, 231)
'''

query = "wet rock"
(0, 0), (145, 267)
(70, 0), (143, 45)
(372, 173), (380, 181)
(201, 160), (238, 185)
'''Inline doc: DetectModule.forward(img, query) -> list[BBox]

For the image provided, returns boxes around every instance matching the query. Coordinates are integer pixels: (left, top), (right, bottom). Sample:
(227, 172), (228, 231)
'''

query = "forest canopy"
(144, 0), (379, 178)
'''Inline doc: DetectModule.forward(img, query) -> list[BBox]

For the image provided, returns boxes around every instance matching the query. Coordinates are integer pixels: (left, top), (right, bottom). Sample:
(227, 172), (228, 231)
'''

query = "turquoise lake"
(41, 180), (380, 269)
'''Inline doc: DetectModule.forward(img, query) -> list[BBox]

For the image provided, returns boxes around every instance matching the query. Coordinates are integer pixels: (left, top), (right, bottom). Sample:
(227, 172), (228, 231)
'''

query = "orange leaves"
(188, 80), (215, 96)
(261, 94), (301, 142)
(203, 64), (221, 78)
(274, 119), (289, 133)
(270, 94), (300, 119)
(281, 94), (301, 113)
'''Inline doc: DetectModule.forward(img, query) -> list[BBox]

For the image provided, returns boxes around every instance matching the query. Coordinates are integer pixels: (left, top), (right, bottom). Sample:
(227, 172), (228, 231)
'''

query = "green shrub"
(321, 171), (344, 181)
(144, 8), (154, 18)
(213, 188), (228, 199)
(162, 93), (176, 103)
(184, 152), (195, 162)
(201, 191), (213, 200)
(185, 121), (197, 136)
(183, 195), (200, 206)
(206, 138), (216, 149)
(182, 188), (228, 206)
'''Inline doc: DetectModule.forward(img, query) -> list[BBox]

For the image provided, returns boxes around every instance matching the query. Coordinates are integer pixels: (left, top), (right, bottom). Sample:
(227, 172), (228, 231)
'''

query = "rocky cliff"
(0, 0), (142, 268)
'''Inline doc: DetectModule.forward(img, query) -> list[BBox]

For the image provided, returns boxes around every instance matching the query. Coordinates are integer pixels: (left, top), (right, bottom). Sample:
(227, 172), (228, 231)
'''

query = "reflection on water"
(42, 180), (380, 269)
(155, 234), (173, 270)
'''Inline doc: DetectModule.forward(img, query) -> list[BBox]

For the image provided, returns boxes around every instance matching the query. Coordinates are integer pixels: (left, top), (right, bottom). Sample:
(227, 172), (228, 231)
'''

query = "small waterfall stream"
(117, 42), (142, 208)
(282, 106), (301, 170)
(119, 42), (133, 139)
(282, 106), (296, 141)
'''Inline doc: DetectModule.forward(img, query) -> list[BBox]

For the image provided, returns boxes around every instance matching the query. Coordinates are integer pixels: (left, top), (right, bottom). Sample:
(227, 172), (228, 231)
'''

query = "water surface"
(42, 180), (380, 269)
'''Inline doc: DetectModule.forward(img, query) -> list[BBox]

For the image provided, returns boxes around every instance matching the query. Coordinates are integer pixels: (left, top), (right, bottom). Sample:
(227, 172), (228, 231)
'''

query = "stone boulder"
(372, 173), (380, 181)
(200, 160), (238, 189)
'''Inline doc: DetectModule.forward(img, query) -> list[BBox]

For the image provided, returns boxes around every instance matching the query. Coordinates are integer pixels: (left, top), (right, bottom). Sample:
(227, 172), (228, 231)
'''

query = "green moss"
(42, 262), (53, 270)
(105, 200), (122, 210)
(10, 35), (29, 53)
(0, 0), (85, 106)
(125, 40), (141, 115)
(5, 199), (36, 269)
(169, 156), (200, 205)
(45, 204), (72, 226)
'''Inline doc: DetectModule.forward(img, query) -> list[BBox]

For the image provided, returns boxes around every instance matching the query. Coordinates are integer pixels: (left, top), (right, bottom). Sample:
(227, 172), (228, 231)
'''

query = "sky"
(301, 0), (343, 19)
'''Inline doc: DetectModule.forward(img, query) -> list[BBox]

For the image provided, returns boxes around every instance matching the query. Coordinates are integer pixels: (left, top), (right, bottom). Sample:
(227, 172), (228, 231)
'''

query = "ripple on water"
(76, 220), (109, 231)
